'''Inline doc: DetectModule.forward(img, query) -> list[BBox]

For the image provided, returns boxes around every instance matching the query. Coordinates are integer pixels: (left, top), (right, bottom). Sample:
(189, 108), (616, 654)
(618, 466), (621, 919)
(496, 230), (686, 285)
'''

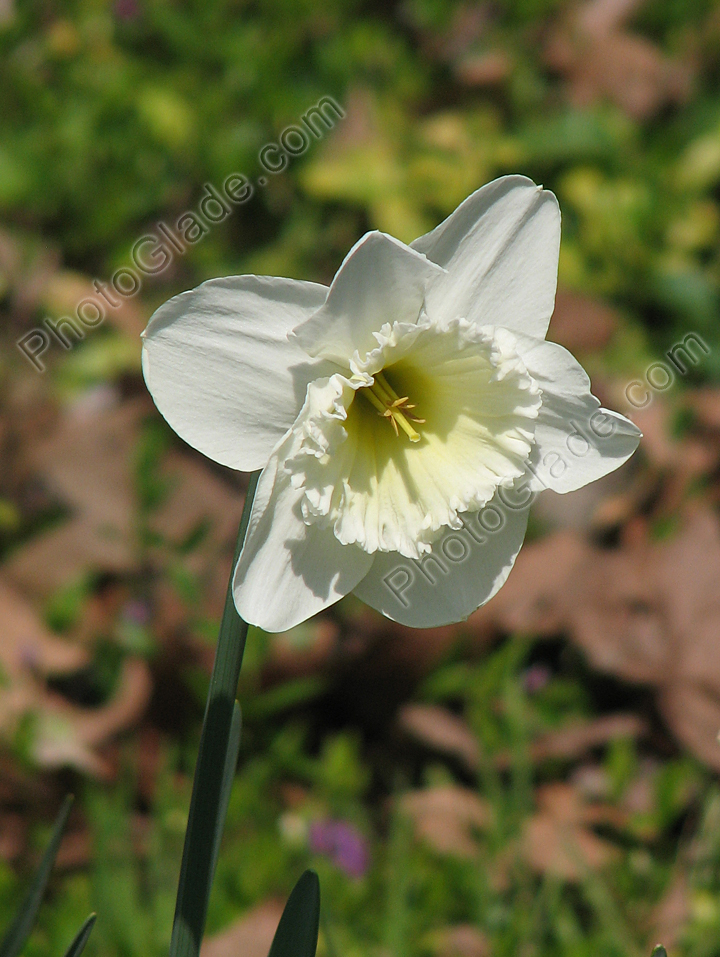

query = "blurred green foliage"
(2, 2), (720, 956)
(1, 0), (719, 369)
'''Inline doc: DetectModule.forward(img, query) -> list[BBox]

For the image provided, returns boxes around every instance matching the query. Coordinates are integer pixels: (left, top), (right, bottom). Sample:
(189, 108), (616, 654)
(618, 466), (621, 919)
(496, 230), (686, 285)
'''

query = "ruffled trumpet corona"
(142, 176), (641, 631)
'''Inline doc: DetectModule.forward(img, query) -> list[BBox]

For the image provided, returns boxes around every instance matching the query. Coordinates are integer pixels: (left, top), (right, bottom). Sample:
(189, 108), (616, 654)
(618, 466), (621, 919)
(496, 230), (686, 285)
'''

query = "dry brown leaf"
(545, 0), (693, 119)
(523, 783), (619, 880)
(201, 901), (284, 957)
(0, 814), (26, 861)
(565, 508), (720, 770)
(632, 402), (717, 489)
(523, 813), (615, 880)
(0, 574), (88, 679)
(150, 452), (242, 551)
(631, 402), (679, 470)
(6, 398), (145, 597)
(474, 486), (720, 773)
(6, 517), (137, 600)
(547, 289), (619, 355)
(400, 785), (489, 858)
(479, 530), (587, 634)
(455, 50), (511, 87)
(537, 781), (628, 828)
(428, 925), (490, 957)
(686, 388), (720, 432)
(398, 704), (480, 772)
(660, 682), (720, 772)
(577, 0), (644, 35)
(656, 509), (720, 693)
(30, 397), (141, 529)
(531, 454), (644, 532)
(569, 545), (666, 685)
(0, 574), (90, 753)
(150, 452), (243, 621)
(529, 714), (646, 763)
(649, 870), (691, 951)
(76, 657), (152, 747)
(33, 657), (152, 777)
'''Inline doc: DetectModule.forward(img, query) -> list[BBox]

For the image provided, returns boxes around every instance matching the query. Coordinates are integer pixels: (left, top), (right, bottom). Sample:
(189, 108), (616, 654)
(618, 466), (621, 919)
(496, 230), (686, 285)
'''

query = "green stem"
(169, 471), (260, 957)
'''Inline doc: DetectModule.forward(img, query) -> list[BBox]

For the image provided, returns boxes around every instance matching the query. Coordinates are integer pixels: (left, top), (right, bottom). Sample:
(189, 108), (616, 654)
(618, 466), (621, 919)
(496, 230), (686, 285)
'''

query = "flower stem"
(169, 470), (260, 957)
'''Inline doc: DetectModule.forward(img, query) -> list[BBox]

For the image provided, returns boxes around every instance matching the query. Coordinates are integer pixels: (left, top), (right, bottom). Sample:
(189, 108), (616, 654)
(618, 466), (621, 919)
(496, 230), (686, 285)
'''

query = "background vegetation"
(2, 1), (720, 956)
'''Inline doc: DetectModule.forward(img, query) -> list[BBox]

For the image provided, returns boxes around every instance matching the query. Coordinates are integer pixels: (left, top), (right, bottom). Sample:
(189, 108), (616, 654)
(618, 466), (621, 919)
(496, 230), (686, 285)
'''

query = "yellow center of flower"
(361, 370), (425, 442)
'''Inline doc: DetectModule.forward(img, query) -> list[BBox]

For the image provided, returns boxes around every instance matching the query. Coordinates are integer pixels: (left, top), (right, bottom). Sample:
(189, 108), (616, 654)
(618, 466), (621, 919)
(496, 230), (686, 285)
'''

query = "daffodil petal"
(290, 320), (540, 560)
(412, 175), (560, 340)
(514, 335), (642, 492)
(142, 275), (329, 471)
(292, 231), (445, 366)
(233, 443), (373, 633)
(353, 489), (530, 628)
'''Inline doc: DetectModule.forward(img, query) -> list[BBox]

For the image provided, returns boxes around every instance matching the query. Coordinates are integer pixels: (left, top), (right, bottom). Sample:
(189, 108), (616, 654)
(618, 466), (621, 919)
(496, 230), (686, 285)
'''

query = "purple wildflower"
(115, 0), (139, 21)
(523, 663), (551, 695)
(309, 819), (368, 878)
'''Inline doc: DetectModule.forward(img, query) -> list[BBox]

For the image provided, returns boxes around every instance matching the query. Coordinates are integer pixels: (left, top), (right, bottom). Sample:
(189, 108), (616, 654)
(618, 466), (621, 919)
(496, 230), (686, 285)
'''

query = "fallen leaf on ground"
(649, 869), (691, 951)
(660, 682), (720, 772)
(398, 704), (480, 772)
(6, 516), (136, 600)
(523, 783), (620, 880)
(427, 924), (490, 957)
(400, 785), (490, 858)
(547, 289), (619, 354)
(0, 813), (25, 861)
(475, 530), (588, 635)
(569, 543), (666, 684)
(0, 574), (88, 679)
(6, 398), (145, 597)
(545, 0), (693, 119)
(455, 50), (511, 87)
(150, 451), (242, 553)
(201, 901), (284, 957)
(33, 657), (152, 777)
(686, 388), (720, 431)
(529, 714), (646, 764)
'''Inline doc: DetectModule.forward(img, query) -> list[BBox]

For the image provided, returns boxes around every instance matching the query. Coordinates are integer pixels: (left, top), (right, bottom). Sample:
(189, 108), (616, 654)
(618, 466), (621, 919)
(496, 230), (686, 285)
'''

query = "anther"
(361, 371), (423, 442)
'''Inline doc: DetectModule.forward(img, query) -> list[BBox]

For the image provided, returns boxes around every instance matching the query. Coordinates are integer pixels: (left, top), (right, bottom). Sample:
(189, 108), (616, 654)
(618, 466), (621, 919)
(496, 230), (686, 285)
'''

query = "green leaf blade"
(268, 870), (321, 957)
(0, 795), (74, 957)
(62, 913), (96, 957)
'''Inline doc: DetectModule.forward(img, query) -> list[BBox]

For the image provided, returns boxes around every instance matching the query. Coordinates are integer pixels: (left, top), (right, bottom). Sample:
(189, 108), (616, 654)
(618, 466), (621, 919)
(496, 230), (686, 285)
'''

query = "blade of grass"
(320, 902), (339, 957)
(169, 471), (260, 957)
(0, 794), (73, 957)
(383, 806), (413, 957)
(62, 914), (96, 957)
(267, 870), (321, 957)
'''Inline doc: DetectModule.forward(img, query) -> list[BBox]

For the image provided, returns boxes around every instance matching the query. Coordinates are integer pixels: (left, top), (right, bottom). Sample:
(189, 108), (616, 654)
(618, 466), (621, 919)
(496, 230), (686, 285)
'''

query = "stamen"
(361, 370), (423, 442)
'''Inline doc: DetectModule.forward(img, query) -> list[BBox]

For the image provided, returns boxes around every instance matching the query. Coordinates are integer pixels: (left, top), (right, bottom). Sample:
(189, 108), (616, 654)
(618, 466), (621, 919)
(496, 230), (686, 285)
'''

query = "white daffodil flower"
(142, 175), (640, 632)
